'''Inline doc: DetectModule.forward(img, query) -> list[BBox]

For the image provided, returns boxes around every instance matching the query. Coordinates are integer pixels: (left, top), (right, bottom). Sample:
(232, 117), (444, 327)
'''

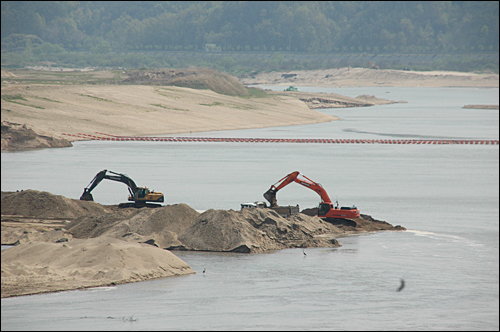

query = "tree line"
(1, 1), (498, 73)
(2, 1), (498, 54)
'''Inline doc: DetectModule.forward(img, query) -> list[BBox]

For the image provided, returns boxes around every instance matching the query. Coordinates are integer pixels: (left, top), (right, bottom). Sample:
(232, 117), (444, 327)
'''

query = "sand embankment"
(2, 67), (496, 151)
(240, 67), (499, 88)
(2, 190), (405, 297)
(0, 83), (338, 148)
(1, 121), (72, 151)
(462, 104), (499, 109)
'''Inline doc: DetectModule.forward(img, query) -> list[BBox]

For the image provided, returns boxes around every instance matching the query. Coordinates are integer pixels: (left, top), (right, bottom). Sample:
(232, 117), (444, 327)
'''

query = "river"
(1, 86), (498, 331)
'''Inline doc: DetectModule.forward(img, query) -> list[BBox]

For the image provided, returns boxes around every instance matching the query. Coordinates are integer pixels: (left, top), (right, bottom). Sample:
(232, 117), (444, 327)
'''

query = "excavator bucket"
(80, 189), (94, 201)
(263, 189), (278, 208)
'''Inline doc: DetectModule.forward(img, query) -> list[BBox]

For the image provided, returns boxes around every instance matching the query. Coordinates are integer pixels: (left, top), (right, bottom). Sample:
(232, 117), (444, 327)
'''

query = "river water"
(1, 86), (498, 331)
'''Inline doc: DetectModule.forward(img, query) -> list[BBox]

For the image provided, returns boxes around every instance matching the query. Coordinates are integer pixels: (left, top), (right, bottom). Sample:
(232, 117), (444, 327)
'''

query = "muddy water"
(1, 87), (498, 330)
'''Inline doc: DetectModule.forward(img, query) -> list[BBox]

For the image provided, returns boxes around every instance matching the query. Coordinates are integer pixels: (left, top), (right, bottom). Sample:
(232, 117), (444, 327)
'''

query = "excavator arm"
(263, 171), (360, 220)
(263, 171), (332, 208)
(263, 171), (298, 207)
(80, 169), (138, 201)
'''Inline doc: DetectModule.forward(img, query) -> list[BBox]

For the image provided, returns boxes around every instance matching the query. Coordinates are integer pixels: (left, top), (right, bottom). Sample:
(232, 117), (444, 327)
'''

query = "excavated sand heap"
(1, 236), (195, 298)
(2, 190), (405, 253)
(1, 190), (112, 245)
(67, 203), (200, 249)
(175, 208), (341, 253)
(2, 190), (405, 297)
(1, 189), (112, 219)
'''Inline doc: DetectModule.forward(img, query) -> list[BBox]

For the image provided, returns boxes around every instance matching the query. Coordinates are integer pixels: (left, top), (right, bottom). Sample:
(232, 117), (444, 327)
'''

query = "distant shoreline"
(240, 67), (499, 88)
(462, 104), (499, 109)
(1, 68), (498, 152)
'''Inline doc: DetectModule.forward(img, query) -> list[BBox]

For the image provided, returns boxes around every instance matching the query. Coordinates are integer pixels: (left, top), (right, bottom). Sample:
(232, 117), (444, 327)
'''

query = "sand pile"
(1, 190), (111, 245)
(2, 190), (405, 253)
(1, 227), (72, 246)
(175, 208), (340, 253)
(1, 189), (112, 219)
(123, 67), (250, 96)
(67, 203), (200, 249)
(1, 190), (405, 297)
(2, 190), (405, 251)
(1, 236), (195, 298)
(66, 205), (404, 253)
(174, 208), (405, 253)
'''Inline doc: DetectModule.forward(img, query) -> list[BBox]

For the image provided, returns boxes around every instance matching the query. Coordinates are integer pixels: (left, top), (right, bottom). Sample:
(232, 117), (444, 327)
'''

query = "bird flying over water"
(203, 268), (206, 273)
(302, 249), (307, 256)
(397, 279), (405, 292)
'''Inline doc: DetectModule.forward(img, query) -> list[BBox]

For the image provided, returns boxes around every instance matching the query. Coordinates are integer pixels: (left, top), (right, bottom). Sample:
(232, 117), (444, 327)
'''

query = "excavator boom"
(263, 171), (360, 220)
(263, 171), (299, 207)
(80, 169), (164, 206)
(264, 171), (330, 206)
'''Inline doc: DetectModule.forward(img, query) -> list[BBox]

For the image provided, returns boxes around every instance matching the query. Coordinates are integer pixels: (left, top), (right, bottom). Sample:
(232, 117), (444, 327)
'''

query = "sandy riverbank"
(2, 67), (497, 151)
(1, 83), (338, 143)
(240, 67), (499, 88)
(2, 67), (494, 297)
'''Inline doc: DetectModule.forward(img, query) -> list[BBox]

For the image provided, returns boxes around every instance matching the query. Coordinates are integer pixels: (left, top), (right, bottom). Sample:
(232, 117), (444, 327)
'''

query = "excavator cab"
(137, 188), (147, 199)
(128, 187), (164, 203)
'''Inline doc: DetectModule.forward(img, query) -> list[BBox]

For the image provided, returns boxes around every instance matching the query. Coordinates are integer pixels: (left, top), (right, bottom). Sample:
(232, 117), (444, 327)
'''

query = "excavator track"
(323, 217), (358, 227)
(118, 202), (163, 209)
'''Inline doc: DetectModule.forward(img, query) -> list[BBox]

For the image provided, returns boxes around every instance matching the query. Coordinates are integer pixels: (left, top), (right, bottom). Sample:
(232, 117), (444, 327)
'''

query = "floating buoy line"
(62, 132), (499, 145)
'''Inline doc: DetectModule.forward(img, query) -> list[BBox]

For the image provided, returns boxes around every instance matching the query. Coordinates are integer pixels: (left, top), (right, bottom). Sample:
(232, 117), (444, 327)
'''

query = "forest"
(1, 1), (499, 73)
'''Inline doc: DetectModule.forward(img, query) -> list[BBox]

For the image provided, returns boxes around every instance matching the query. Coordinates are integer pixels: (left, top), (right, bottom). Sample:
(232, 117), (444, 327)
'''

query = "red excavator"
(263, 171), (360, 220)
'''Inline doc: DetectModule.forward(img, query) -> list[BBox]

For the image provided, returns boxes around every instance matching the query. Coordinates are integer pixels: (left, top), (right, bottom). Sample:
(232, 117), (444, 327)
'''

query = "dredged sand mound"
(1, 189), (112, 219)
(1, 190), (405, 297)
(2, 190), (404, 253)
(65, 202), (342, 253)
(1, 236), (194, 298)
(66, 203), (200, 249)
(175, 208), (341, 253)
